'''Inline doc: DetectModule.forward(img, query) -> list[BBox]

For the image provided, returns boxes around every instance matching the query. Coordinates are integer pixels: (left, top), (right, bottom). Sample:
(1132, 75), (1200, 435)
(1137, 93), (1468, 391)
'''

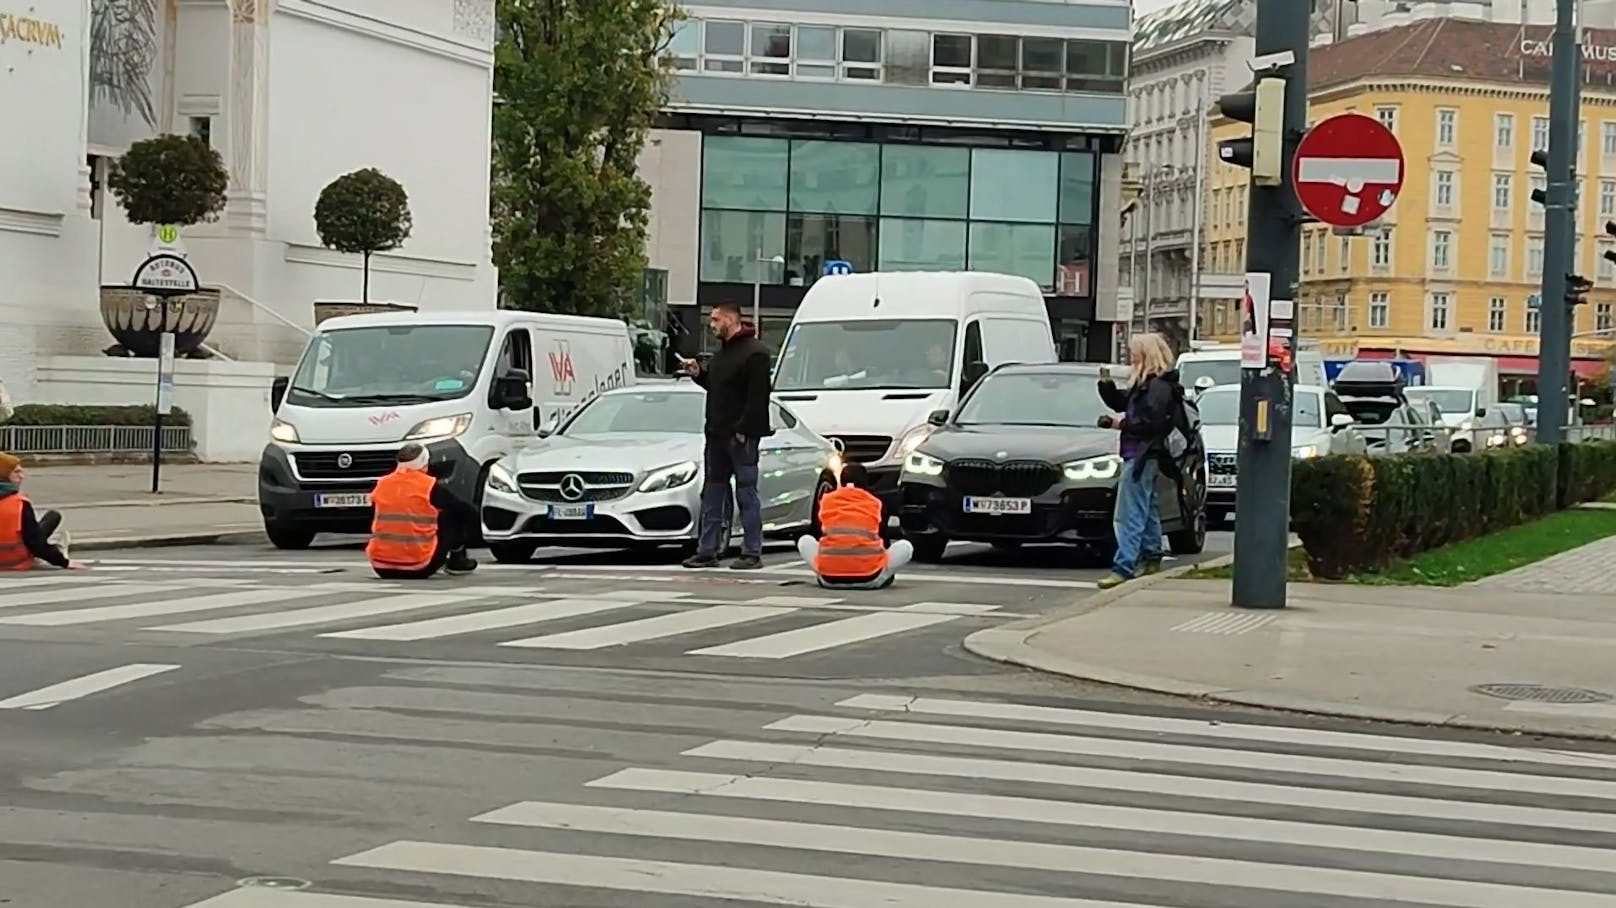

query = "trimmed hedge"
(0, 404), (192, 427)
(1291, 441), (1616, 579)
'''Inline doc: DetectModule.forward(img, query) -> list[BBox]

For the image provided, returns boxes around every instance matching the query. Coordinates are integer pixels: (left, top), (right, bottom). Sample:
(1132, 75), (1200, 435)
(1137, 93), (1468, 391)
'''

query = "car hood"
(503, 433), (703, 473)
(918, 424), (1118, 463)
(1201, 424), (1329, 453)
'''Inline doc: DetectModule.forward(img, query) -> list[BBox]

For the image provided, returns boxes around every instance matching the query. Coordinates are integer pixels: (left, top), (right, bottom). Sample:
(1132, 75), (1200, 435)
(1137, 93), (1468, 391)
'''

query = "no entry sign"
(1292, 113), (1405, 228)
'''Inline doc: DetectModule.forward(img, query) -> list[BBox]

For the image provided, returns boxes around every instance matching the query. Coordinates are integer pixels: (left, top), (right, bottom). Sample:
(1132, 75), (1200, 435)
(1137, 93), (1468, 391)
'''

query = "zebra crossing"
(173, 690), (1616, 908)
(0, 573), (1010, 661)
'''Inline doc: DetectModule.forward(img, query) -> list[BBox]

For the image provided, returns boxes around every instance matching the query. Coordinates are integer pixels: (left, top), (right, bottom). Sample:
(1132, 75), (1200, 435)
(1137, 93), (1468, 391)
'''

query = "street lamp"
(753, 248), (784, 331)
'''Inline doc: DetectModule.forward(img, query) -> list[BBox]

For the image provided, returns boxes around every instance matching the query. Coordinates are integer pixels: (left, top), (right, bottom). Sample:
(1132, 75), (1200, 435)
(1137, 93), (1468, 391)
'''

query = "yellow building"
(1198, 16), (1616, 379)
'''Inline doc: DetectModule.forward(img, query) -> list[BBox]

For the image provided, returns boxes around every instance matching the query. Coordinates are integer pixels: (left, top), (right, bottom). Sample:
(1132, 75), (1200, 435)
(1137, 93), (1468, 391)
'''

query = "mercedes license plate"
(315, 493), (369, 508)
(547, 504), (593, 519)
(1208, 474), (1236, 488)
(962, 496), (1032, 515)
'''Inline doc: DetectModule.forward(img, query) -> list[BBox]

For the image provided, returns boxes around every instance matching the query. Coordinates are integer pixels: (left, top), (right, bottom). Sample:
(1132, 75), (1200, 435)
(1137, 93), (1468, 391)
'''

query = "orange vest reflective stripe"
(815, 486), (888, 578)
(366, 467), (440, 571)
(0, 494), (31, 571)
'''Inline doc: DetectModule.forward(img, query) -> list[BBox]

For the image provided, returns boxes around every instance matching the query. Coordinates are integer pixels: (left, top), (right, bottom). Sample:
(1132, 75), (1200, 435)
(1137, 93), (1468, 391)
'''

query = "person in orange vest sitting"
(366, 443), (480, 579)
(796, 461), (912, 589)
(0, 452), (86, 571)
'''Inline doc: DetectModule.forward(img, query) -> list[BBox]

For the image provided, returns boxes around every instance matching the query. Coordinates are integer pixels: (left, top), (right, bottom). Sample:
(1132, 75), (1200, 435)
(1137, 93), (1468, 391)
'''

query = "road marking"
(766, 716), (1616, 802)
(332, 840), (1166, 908)
(835, 694), (1616, 769)
(0, 587), (334, 627)
(0, 663), (179, 710)
(472, 799), (1610, 908)
(683, 740), (1616, 834)
(321, 597), (630, 642)
(587, 768), (1616, 873)
(152, 588), (513, 634)
(181, 892), (490, 908)
(0, 582), (189, 610)
(501, 604), (788, 650)
(1170, 611), (1276, 634)
(525, 561), (1102, 589)
(690, 602), (999, 659)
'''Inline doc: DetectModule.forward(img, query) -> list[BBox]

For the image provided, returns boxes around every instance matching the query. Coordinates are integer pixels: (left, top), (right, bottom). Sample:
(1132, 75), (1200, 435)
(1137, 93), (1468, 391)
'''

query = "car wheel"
(1451, 439), (1471, 453)
(1168, 506), (1207, 555)
(911, 534), (949, 562)
(264, 521), (314, 550)
(488, 540), (538, 564)
(808, 473), (837, 535)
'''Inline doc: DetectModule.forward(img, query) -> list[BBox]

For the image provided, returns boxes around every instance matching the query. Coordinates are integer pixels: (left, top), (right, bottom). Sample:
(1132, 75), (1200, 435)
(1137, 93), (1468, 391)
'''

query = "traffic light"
(1567, 273), (1593, 307)
(1216, 77), (1286, 186)
(1531, 150), (1579, 208)
(1604, 220), (1616, 272)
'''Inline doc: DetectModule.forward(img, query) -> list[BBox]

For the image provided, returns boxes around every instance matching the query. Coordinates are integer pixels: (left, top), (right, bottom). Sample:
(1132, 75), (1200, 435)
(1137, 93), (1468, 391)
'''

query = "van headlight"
(897, 424), (934, 457)
(487, 462), (517, 494)
(1063, 455), (1121, 481)
(904, 452), (944, 476)
(1292, 445), (1320, 459)
(269, 418), (299, 443)
(639, 460), (698, 492)
(404, 413), (473, 441)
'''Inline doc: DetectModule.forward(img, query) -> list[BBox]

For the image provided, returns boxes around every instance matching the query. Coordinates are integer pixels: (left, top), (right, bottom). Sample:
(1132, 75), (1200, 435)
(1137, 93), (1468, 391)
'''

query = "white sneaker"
(54, 528), (70, 561)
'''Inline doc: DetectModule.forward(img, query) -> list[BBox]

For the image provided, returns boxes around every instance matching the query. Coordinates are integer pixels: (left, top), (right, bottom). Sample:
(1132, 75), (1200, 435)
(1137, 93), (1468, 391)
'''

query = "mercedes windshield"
(562, 390), (705, 435)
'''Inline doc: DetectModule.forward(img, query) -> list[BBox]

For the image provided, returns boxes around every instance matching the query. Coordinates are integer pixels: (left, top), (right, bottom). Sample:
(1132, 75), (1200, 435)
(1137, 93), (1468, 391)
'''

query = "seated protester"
(796, 461), (913, 589)
(366, 443), (479, 579)
(0, 452), (86, 571)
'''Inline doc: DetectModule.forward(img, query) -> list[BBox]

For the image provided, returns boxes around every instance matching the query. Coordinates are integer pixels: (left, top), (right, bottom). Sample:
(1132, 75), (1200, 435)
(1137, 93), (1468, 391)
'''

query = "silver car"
(480, 384), (840, 562)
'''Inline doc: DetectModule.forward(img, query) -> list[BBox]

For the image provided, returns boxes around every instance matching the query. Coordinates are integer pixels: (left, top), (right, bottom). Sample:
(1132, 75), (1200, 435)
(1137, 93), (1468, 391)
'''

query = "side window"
(977, 319), (1051, 365)
(1324, 392), (1350, 420)
(770, 402), (797, 431)
(959, 321), (985, 395)
(497, 328), (533, 376)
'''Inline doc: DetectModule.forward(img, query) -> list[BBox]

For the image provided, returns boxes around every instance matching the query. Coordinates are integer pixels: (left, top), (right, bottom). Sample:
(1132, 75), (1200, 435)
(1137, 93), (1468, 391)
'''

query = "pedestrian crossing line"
(469, 799), (1610, 908)
(682, 739), (1616, 834)
(585, 767), (1616, 873)
(181, 893), (483, 908)
(765, 715), (1616, 802)
(0, 663), (180, 710)
(330, 840), (1163, 908)
(150, 588), (518, 634)
(835, 693), (1616, 770)
(500, 604), (792, 650)
(0, 587), (333, 628)
(529, 561), (1103, 590)
(688, 601), (1000, 659)
(0, 581), (194, 611)
(320, 597), (639, 642)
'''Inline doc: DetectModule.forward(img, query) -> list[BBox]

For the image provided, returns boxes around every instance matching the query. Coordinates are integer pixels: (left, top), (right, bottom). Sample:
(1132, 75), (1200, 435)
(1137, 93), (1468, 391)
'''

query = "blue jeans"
(697, 434), (762, 557)
(1111, 456), (1163, 578)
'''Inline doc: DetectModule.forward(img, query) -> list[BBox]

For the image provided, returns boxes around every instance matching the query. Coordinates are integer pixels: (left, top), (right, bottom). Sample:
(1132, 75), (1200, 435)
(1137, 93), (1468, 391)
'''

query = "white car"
(480, 384), (841, 562)
(1196, 383), (1366, 526)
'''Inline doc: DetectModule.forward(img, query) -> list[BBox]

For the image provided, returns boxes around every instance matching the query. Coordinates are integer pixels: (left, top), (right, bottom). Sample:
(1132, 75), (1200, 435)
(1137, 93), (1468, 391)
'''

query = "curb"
(69, 496), (256, 508)
(18, 452), (204, 466)
(76, 527), (265, 552)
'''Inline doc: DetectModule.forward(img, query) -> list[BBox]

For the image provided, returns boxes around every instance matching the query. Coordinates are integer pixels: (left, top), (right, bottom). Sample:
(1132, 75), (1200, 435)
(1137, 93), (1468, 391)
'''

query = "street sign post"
(132, 253), (200, 494)
(1291, 113), (1405, 229)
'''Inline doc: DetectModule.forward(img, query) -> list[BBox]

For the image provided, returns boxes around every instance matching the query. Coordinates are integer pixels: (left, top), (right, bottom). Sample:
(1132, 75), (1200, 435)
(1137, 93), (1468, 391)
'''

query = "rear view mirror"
(270, 376), (289, 411)
(1329, 413), (1354, 430)
(493, 368), (532, 411)
(927, 409), (949, 426)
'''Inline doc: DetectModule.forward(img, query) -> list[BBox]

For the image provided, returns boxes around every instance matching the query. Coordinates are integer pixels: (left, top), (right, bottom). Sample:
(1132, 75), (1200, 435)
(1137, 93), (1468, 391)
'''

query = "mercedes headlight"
(904, 452), (944, 476)
(487, 461), (517, 494)
(404, 413), (473, 440)
(639, 460), (698, 492)
(1063, 455), (1121, 481)
(269, 418), (299, 443)
(897, 424), (934, 457)
(1292, 445), (1320, 459)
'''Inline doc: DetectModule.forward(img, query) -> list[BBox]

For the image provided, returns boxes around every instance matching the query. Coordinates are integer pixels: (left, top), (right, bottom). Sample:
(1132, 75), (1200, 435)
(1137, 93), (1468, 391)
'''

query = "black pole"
(150, 301), (166, 495)
(1536, 0), (1577, 446)
(1231, 0), (1309, 610)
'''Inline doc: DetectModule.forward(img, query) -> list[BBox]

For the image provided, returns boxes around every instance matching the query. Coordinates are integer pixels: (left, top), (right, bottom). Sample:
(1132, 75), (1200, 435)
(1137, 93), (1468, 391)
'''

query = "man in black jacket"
(679, 301), (773, 570)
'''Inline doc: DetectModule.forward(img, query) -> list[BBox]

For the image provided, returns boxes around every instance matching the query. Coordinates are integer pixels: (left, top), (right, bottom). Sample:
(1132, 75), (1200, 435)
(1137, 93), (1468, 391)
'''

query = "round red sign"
(1291, 113), (1405, 229)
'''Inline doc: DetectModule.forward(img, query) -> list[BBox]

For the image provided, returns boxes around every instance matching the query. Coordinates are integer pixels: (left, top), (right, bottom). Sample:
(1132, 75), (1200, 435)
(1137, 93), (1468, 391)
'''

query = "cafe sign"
(1323, 334), (1614, 360)
(0, 10), (64, 49)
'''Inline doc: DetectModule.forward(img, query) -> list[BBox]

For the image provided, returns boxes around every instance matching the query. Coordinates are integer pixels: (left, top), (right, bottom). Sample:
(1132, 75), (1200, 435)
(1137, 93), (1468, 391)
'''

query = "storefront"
(1317, 335), (1613, 396)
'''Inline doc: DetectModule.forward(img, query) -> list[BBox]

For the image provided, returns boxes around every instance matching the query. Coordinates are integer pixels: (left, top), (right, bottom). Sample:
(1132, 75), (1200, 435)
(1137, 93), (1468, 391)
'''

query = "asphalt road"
(5, 532), (1616, 908)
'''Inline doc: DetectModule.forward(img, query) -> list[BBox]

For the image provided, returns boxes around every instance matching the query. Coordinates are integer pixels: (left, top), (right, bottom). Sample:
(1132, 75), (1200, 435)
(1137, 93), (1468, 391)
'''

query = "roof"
(1308, 17), (1616, 93)
(1133, 0), (1251, 57)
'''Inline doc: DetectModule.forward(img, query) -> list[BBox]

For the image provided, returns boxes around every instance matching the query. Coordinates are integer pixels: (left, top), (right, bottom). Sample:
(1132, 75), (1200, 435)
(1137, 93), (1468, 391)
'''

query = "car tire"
(911, 534), (949, 563)
(1451, 439), (1471, 453)
(1168, 507), (1207, 555)
(264, 521), (315, 550)
(808, 473), (837, 536)
(488, 540), (538, 564)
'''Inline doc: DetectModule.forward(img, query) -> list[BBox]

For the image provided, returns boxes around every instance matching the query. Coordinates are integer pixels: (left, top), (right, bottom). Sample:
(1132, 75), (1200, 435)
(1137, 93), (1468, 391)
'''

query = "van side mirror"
(1329, 413), (1354, 430)
(493, 368), (532, 410)
(927, 409), (949, 426)
(271, 376), (289, 411)
(1474, 407), (1487, 418)
(1194, 376), (1216, 393)
(960, 361), (989, 393)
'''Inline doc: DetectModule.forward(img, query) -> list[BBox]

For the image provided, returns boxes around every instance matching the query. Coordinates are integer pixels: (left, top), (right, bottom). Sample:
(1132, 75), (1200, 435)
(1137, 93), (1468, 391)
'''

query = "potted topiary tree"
(103, 134), (230, 357)
(313, 168), (412, 305)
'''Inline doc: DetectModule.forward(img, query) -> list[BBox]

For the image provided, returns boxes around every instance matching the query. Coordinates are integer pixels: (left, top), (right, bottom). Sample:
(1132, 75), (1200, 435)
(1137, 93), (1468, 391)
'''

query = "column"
(225, 0), (270, 232)
(75, 0), (93, 214)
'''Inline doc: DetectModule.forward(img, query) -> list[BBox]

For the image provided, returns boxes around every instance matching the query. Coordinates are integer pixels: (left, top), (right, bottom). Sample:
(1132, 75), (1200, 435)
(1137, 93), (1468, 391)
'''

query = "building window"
(700, 210), (787, 282)
(748, 22), (792, 75)
(974, 34), (1018, 88)
(1058, 152), (1096, 225)
(1495, 113), (1514, 149)
(841, 28), (882, 80)
(188, 116), (211, 146)
(1436, 108), (1457, 147)
(968, 223), (1056, 287)
(1599, 302), (1613, 332)
(931, 34), (973, 84)
(1374, 105), (1397, 132)
(1314, 231), (1326, 273)
(1601, 180), (1616, 218)
(1301, 234), (1314, 275)
(1528, 235), (1545, 276)
(702, 19), (745, 72)
(1338, 235), (1350, 273)
(1434, 170), (1455, 208)
(1488, 296), (1506, 332)
(667, 19), (698, 69)
(1489, 234), (1509, 278)
(1532, 115), (1550, 151)
(794, 25), (836, 79)
(1021, 36), (1065, 90)
(1063, 39), (1128, 92)
(1428, 292), (1451, 331)
(787, 213), (878, 283)
(1602, 242), (1616, 282)
(1429, 230), (1451, 271)
(880, 145), (969, 218)
(701, 135), (789, 210)
(789, 140), (880, 214)
(878, 218), (966, 271)
(969, 148), (1059, 222)
(1492, 173), (1511, 210)
(1372, 228), (1392, 268)
(1526, 302), (1542, 334)
(1368, 291), (1389, 329)
(1605, 121), (1616, 157)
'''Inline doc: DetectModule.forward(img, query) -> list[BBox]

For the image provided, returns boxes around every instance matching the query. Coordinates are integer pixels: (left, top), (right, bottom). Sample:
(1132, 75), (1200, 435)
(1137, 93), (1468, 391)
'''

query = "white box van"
(258, 310), (636, 549)
(771, 271), (1056, 504)
(1177, 343), (1327, 393)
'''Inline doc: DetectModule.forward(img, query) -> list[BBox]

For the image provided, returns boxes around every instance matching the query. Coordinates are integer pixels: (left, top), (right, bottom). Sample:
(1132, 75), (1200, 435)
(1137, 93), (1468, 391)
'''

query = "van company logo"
(367, 410), (400, 426)
(549, 341), (576, 396)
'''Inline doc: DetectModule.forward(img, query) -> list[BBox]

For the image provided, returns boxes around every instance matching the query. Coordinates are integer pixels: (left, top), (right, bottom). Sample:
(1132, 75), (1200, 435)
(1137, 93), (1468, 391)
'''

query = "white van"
(771, 271), (1056, 503)
(1177, 343), (1327, 393)
(258, 310), (635, 549)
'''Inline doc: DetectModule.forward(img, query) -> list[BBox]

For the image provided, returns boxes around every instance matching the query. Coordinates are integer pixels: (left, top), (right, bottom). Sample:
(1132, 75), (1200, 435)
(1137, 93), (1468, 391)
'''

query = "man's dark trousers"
(696, 434), (762, 557)
(373, 510), (472, 580)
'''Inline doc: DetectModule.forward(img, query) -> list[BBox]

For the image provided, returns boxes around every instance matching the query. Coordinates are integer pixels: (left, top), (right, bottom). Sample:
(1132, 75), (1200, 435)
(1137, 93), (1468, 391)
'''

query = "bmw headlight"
(1292, 445), (1320, 459)
(1063, 455), (1122, 481)
(897, 424), (934, 457)
(639, 460), (698, 492)
(269, 418), (299, 443)
(487, 462), (517, 494)
(404, 412), (473, 440)
(904, 452), (944, 476)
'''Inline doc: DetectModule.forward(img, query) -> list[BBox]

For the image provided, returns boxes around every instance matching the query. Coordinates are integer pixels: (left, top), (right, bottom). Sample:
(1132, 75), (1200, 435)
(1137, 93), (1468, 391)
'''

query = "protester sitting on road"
(1095, 332), (1180, 589)
(797, 461), (913, 589)
(0, 452), (86, 571)
(366, 443), (479, 579)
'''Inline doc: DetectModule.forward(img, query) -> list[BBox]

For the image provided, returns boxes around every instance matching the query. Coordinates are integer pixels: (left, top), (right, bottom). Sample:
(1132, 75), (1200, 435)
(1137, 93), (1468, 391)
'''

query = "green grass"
(1181, 546), (1309, 581)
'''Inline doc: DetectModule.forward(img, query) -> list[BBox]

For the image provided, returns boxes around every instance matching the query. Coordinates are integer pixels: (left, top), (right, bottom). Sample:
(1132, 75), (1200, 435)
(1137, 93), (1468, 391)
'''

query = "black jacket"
(695, 326), (773, 438)
(1098, 369), (1183, 476)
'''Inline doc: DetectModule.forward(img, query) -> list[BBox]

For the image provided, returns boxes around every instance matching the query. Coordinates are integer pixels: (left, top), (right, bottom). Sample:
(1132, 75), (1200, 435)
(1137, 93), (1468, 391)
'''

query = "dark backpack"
(1163, 379), (1199, 462)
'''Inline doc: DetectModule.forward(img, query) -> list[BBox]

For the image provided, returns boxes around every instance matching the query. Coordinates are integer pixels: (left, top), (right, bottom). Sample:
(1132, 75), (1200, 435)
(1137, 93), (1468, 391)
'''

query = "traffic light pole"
(1536, 0), (1578, 446)
(1231, 0), (1309, 610)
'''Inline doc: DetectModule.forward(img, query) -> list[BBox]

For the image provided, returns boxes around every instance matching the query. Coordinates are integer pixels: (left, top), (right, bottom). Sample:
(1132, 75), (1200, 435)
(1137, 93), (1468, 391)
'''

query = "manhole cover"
(1469, 683), (1612, 704)
(236, 878), (310, 890)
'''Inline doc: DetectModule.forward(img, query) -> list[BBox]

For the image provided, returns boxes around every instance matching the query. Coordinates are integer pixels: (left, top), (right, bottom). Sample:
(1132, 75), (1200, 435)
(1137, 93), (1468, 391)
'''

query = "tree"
(107, 133), (228, 227)
(313, 168), (413, 303)
(492, 0), (679, 316)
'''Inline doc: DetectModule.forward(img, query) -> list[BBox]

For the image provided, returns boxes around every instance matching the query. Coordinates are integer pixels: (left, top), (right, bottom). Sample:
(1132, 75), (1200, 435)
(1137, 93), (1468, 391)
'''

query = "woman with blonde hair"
(1095, 332), (1182, 589)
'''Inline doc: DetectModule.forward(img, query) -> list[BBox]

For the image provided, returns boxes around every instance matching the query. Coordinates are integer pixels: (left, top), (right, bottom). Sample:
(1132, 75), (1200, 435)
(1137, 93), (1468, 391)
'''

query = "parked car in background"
(1332, 361), (1446, 455)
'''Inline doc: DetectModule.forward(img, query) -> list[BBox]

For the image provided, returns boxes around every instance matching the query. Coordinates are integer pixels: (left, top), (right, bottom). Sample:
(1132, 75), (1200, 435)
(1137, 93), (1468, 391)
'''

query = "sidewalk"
(966, 543), (1616, 740)
(23, 463), (261, 549)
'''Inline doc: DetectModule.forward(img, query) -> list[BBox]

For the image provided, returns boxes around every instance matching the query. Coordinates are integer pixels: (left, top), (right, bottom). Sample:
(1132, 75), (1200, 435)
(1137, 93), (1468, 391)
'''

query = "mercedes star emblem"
(558, 473), (586, 501)
(336, 453), (353, 469)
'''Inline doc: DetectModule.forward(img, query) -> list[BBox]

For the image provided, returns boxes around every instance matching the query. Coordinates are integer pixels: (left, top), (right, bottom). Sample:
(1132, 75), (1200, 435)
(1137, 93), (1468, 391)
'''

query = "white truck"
(1405, 356), (1503, 452)
(1176, 343), (1328, 394)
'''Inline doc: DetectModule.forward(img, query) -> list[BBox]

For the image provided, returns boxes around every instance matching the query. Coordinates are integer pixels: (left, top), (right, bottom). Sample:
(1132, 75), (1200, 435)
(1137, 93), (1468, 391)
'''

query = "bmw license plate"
(547, 504), (593, 519)
(315, 493), (370, 508)
(1208, 474), (1236, 488)
(962, 496), (1032, 515)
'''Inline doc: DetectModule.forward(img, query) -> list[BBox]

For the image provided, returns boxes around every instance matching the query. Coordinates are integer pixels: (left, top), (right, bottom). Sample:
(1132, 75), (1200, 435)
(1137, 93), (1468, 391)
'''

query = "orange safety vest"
(0, 494), (31, 571)
(366, 467), (440, 571)
(814, 486), (888, 579)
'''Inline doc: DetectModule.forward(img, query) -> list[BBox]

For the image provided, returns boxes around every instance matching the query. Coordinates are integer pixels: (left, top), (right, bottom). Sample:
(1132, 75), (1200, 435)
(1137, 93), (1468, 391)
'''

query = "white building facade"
(1, 0), (498, 402)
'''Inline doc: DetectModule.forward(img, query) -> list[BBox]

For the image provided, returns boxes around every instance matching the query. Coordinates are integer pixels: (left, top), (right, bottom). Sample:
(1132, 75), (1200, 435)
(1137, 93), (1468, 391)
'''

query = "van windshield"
(1405, 387), (1475, 415)
(774, 319), (957, 391)
(286, 324), (496, 407)
(1178, 358), (1241, 389)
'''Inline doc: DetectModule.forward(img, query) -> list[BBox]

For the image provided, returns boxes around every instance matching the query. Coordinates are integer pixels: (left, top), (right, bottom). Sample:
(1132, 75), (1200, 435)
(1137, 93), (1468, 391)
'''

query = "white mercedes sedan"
(480, 384), (841, 562)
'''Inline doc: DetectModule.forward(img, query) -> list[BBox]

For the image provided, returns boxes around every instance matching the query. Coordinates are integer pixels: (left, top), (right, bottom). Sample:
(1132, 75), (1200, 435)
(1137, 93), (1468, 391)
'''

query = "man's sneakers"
(729, 554), (763, 571)
(445, 551), (479, 575)
(682, 552), (764, 570)
(681, 552), (720, 569)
